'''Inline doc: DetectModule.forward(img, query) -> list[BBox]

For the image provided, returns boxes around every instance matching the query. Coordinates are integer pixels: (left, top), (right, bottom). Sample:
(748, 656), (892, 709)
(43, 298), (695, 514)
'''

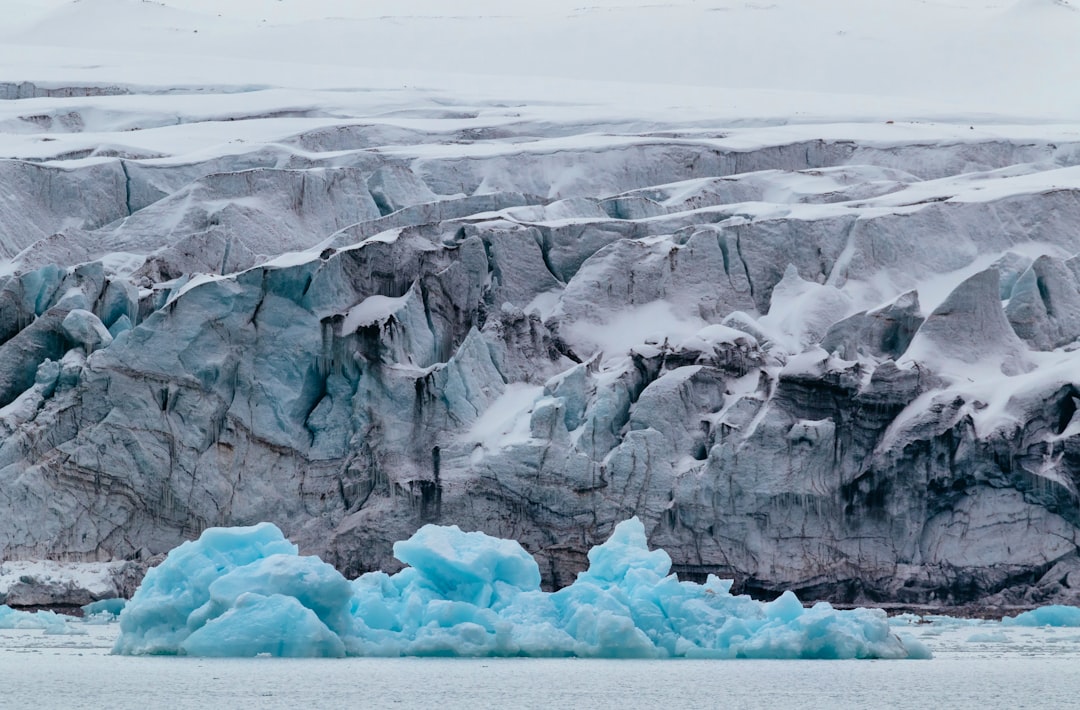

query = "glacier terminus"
(3, 0), (1080, 621)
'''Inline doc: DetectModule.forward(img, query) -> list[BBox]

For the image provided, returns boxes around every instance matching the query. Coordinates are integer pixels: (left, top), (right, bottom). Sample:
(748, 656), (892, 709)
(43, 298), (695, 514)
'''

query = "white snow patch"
(342, 294), (410, 332)
(562, 300), (708, 361)
(677, 324), (758, 353)
(0, 560), (124, 599)
(464, 384), (544, 453)
(524, 289), (563, 321)
(259, 248), (324, 270)
(164, 273), (226, 305)
(0, 0), (1076, 131)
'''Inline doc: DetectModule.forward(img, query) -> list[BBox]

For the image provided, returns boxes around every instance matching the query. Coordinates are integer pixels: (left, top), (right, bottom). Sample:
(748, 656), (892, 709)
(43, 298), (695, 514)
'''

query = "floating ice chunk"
(967, 631), (1010, 642)
(114, 518), (929, 659)
(888, 613), (922, 627)
(893, 634), (932, 659)
(737, 601), (911, 660)
(1002, 605), (1080, 627)
(82, 597), (127, 621)
(0, 605), (44, 629)
(0, 605), (85, 635)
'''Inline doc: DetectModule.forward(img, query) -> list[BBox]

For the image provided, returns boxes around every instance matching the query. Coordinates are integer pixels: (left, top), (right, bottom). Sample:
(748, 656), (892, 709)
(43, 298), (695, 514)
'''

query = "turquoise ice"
(0, 605), (84, 635)
(113, 518), (931, 659)
(1002, 605), (1080, 627)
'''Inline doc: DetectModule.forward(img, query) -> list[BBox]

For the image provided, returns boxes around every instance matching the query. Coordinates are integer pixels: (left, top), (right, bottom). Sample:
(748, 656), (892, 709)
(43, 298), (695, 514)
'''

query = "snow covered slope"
(1, 0), (1079, 606)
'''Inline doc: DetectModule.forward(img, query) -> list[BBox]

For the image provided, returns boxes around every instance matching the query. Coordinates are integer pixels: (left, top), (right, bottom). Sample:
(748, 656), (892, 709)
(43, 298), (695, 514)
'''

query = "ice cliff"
(3, 74), (1080, 609)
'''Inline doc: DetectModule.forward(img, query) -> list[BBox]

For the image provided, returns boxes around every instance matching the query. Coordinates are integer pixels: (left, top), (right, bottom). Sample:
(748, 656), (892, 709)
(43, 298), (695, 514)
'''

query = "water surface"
(3, 623), (1075, 709)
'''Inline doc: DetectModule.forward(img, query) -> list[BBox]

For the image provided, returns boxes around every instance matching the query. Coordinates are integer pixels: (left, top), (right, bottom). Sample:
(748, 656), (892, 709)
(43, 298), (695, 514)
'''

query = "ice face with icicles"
(112, 519), (930, 659)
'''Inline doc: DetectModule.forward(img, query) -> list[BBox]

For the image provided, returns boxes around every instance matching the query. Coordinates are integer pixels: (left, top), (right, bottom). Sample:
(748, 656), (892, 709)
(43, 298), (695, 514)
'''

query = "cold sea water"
(3, 622), (1078, 710)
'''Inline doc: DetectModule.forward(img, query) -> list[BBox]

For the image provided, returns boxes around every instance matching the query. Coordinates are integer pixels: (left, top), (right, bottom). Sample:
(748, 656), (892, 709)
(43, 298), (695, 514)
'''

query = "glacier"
(5, 118), (1080, 611)
(112, 519), (929, 659)
(4, 119), (1080, 611)
(1, 0), (1080, 614)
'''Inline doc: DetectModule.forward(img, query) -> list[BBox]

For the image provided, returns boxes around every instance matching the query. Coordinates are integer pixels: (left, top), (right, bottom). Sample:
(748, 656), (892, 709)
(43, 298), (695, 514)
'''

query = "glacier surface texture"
(112, 520), (927, 659)
(4, 113), (1080, 609)
(3, 0), (1080, 611)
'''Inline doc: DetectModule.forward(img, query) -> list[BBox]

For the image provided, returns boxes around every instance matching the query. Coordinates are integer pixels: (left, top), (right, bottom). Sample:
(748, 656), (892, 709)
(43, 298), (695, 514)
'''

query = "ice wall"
(4, 77), (1080, 609)
(113, 520), (929, 659)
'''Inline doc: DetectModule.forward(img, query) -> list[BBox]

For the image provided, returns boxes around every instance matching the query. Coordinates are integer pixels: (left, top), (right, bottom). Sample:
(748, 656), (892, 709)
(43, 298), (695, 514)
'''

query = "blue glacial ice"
(113, 518), (931, 659)
(0, 605), (85, 635)
(81, 598), (127, 620)
(1002, 605), (1080, 627)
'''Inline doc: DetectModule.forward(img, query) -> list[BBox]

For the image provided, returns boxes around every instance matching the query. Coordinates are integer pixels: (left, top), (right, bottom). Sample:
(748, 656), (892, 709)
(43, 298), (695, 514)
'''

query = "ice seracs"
(901, 268), (1031, 377)
(2, 0), (1080, 612)
(5, 121), (1080, 608)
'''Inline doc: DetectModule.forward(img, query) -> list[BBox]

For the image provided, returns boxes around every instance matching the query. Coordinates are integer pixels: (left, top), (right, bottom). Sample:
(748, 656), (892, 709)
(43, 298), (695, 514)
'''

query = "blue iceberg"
(1002, 605), (1080, 627)
(113, 518), (930, 659)
(0, 605), (85, 635)
(81, 598), (127, 621)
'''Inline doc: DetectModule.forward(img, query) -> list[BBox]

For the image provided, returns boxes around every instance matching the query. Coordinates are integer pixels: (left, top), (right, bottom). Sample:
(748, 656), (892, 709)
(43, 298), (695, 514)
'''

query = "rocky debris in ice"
(821, 290), (923, 361)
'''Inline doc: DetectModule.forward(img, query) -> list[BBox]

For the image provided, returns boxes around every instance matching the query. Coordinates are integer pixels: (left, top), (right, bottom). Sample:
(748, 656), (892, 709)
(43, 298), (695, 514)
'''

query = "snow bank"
(113, 519), (929, 659)
(3, 0), (1077, 120)
(0, 559), (137, 607)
